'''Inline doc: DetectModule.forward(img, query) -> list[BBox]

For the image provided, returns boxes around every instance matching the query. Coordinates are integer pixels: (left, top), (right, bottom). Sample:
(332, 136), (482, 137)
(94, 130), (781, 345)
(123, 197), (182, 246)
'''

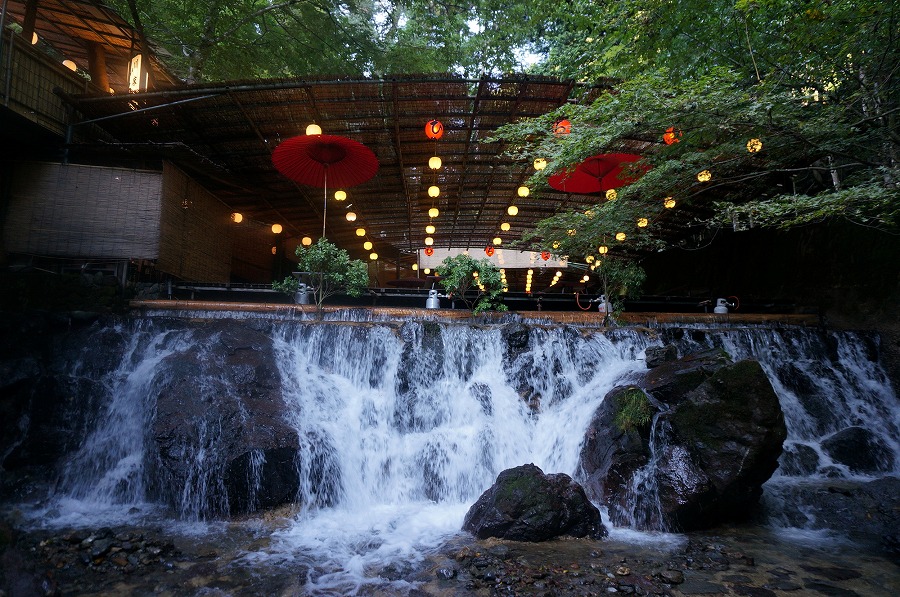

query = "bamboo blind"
(5, 161), (162, 258)
(156, 162), (232, 283)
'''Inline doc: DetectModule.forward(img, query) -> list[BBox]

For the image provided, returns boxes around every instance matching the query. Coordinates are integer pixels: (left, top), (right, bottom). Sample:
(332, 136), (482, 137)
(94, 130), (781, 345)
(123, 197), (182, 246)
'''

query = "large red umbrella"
(272, 134), (379, 236)
(548, 153), (649, 194)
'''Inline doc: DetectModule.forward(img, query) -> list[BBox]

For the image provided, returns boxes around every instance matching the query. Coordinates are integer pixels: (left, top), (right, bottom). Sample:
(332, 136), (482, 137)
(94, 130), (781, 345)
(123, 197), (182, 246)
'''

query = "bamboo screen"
(4, 162), (162, 258)
(230, 221), (278, 283)
(157, 163), (232, 283)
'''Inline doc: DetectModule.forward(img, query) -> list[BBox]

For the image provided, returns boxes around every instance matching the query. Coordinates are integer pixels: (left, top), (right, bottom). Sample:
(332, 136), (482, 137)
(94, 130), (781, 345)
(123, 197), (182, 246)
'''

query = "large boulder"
(580, 349), (787, 532)
(821, 426), (893, 474)
(462, 463), (606, 541)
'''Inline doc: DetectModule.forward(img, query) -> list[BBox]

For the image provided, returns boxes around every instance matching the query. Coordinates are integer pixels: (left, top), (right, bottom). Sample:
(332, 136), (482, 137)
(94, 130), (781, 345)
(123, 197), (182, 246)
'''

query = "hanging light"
(606, 189), (617, 201)
(424, 247), (434, 256)
(428, 207), (440, 218)
(364, 241), (373, 250)
(552, 241), (561, 249)
(517, 185), (530, 198)
(370, 253), (378, 261)
(500, 222), (511, 231)
(302, 236), (313, 246)
(356, 228), (366, 237)
(533, 158), (547, 171)
(32, 32), (39, 45)
(507, 205), (519, 216)
(567, 229), (577, 236)
(697, 170), (712, 182)
(428, 185), (440, 198)
(541, 251), (551, 260)
(425, 236), (434, 246)
(346, 212), (357, 222)
(423, 268), (431, 274)
(429, 156), (442, 170)
(271, 224), (283, 234)
(412, 264), (418, 271)
(663, 127), (682, 145)
(747, 138), (763, 153)
(581, 275), (590, 282)
(493, 237), (502, 246)
(425, 120), (444, 139)
(306, 123), (322, 136)
(664, 197), (676, 209)
(485, 246), (495, 256)
(586, 255), (595, 263)
(637, 218), (649, 227)
(615, 232), (627, 241)
(554, 119), (572, 136)
(425, 224), (436, 234)
(334, 190), (347, 201)
(231, 212), (243, 223)
(598, 245), (609, 254)
(62, 59), (77, 71)
(271, 246), (277, 255)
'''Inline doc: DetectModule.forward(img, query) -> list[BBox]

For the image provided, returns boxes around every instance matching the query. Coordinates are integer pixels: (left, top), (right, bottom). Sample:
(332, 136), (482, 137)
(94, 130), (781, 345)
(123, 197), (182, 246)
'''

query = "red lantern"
(485, 246), (495, 257)
(425, 120), (444, 140)
(553, 119), (571, 136)
(663, 127), (682, 145)
(424, 247), (434, 256)
(541, 251), (551, 261)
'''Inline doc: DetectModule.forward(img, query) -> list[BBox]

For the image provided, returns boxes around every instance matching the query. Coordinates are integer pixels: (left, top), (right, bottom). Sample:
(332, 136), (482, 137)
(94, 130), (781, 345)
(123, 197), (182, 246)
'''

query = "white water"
(21, 318), (900, 594)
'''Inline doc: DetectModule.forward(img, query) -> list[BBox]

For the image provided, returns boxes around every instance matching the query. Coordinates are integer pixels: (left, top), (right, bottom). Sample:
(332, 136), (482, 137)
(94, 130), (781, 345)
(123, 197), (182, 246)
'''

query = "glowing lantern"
(356, 228), (366, 236)
(697, 170), (712, 182)
(370, 253), (378, 261)
(424, 247), (434, 256)
(425, 236), (434, 246)
(606, 189), (617, 201)
(747, 138), (763, 153)
(534, 158), (548, 171)
(493, 237), (502, 246)
(615, 232), (626, 241)
(62, 59), (77, 71)
(231, 212), (243, 223)
(507, 205), (519, 216)
(425, 120), (444, 139)
(598, 245), (609, 254)
(346, 212), (357, 222)
(425, 225), (436, 234)
(423, 268), (431, 274)
(429, 156), (442, 169)
(500, 222), (511, 231)
(306, 123), (322, 136)
(554, 119), (571, 136)
(586, 255), (595, 263)
(552, 241), (560, 249)
(271, 223), (283, 234)
(637, 218), (649, 227)
(334, 190), (347, 201)
(428, 185), (440, 198)
(302, 236), (313, 246)
(567, 229), (577, 236)
(663, 127), (682, 145)
(271, 246), (277, 255)
(364, 241), (373, 250)
(664, 197), (676, 209)
(584, 209), (595, 219)
(412, 264), (418, 271)
(581, 275), (590, 282)
(517, 185), (530, 198)
(541, 251), (551, 260)
(428, 207), (440, 218)
(485, 246), (495, 256)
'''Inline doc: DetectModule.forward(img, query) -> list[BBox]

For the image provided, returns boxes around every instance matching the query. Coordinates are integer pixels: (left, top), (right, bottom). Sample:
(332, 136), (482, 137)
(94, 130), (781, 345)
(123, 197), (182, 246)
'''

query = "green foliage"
(273, 238), (369, 312)
(435, 254), (508, 315)
(614, 388), (654, 433)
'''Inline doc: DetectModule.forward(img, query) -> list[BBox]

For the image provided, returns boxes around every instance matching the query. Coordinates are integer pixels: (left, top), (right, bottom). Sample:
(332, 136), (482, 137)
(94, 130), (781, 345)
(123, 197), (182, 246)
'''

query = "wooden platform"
(129, 300), (821, 327)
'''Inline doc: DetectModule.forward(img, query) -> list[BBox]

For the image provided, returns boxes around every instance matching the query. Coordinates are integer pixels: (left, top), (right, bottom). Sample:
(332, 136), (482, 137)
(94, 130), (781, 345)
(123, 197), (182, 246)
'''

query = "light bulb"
(306, 123), (322, 135)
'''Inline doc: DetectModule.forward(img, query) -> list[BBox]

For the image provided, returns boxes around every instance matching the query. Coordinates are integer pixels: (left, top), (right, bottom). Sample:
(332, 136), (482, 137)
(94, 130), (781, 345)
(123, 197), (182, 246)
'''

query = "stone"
(821, 426), (893, 474)
(645, 345), (677, 368)
(462, 463), (607, 541)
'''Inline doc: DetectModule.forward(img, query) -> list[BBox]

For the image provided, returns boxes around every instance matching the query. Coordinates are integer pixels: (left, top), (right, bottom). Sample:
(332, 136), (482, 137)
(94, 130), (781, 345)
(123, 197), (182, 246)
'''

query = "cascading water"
(19, 315), (899, 594)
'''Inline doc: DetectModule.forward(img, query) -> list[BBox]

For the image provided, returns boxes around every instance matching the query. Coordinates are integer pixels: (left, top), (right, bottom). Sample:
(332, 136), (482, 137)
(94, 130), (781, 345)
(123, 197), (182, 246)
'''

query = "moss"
(614, 387), (654, 432)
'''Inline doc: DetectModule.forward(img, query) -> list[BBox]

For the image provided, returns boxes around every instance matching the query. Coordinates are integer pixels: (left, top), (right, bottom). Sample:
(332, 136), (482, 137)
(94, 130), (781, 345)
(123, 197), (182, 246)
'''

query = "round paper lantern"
(606, 189), (617, 201)
(424, 236), (434, 246)
(500, 222), (510, 231)
(664, 197), (676, 209)
(541, 251), (551, 261)
(517, 185), (530, 198)
(598, 245), (608, 254)
(425, 120), (444, 139)
(425, 224), (436, 234)
(271, 246), (277, 255)
(306, 123), (322, 136)
(485, 246), (495, 256)
(356, 228), (366, 237)
(364, 241), (373, 250)
(567, 229), (577, 236)
(697, 170), (712, 182)
(551, 241), (560, 249)
(302, 236), (313, 246)
(271, 224), (283, 234)
(231, 212), (243, 223)
(747, 138), (763, 153)
(346, 212), (357, 222)
(412, 264), (418, 271)
(507, 205), (519, 216)
(493, 237), (502, 246)
(334, 190), (347, 201)
(428, 185), (440, 198)
(423, 268), (431, 274)
(663, 126), (682, 145)
(615, 232), (627, 241)
(369, 253), (378, 261)
(429, 156), (442, 169)
(424, 247), (434, 256)
(428, 207), (440, 218)
(637, 218), (649, 227)
(62, 59), (77, 71)
(554, 119), (571, 136)
(586, 255), (595, 263)
(534, 158), (547, 171)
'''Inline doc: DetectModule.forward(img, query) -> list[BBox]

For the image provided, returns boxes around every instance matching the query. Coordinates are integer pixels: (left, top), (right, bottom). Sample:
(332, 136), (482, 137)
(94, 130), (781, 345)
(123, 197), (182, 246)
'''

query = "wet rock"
(779, 443), (821, 476)
(821, 426), (893, 473)
(645, 344), (677, 368)
(462, 463), (607, 541)
(656, 569), (684, 584)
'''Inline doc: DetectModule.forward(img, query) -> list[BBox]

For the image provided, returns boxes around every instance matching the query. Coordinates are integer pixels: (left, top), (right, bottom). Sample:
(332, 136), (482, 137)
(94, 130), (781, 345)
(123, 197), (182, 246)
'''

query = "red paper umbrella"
(272, 134), (378, 237)
(548, 153), (649, 194)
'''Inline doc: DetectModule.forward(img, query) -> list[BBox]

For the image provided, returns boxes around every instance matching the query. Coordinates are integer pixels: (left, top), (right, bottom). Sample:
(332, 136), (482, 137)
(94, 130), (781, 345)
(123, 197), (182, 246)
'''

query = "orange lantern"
(663, 127), (682, 145)
(541, 251), (551, 261)
(554, 119), (571, 136)
(485, 246), (495, 257)
(424, 247), (434, 256)
(425, 120), (444, 140)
